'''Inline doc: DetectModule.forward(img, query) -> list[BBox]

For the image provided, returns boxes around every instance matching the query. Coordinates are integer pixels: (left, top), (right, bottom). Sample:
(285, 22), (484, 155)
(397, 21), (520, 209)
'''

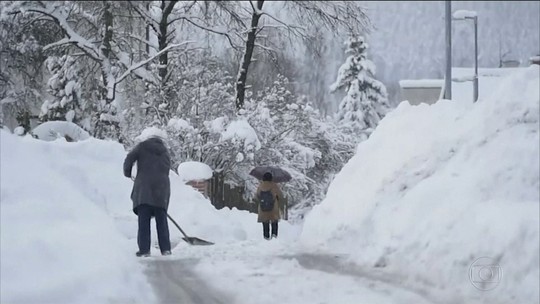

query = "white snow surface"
(0, 132), (155, 303)
(301, 66), (540, 303)
(177, 161), (213, 182)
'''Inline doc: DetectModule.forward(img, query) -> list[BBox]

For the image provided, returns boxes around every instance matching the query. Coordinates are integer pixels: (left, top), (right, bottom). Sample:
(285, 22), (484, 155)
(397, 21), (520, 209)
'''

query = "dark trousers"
(262, 221), (278, 239)
(137, 204), (171, 253)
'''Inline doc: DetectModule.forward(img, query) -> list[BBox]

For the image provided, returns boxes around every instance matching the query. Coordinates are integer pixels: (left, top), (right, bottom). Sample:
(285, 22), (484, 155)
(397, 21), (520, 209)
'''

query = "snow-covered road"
(142, 258), (233, 304)
(141, 241), (436, 304)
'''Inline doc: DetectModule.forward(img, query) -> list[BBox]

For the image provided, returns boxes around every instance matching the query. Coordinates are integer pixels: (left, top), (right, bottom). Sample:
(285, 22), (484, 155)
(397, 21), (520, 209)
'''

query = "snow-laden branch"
(128, 34), (159, 51)
(259, 11), (306, 36)
(21, 2), (102, 61)
(253, 43), (276, 53)
(115, 41), (195, 85)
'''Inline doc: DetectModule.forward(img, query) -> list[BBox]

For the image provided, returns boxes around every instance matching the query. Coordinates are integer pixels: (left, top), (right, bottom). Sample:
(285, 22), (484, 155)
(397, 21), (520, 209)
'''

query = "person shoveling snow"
(123, 130), (172, 257)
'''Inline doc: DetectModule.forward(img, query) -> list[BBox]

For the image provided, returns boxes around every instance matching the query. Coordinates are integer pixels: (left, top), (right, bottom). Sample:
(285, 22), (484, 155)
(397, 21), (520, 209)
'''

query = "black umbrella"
(249, 166), (292, 183)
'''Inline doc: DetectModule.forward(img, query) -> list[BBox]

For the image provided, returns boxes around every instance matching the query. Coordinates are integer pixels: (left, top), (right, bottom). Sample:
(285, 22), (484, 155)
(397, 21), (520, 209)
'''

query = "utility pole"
(473, 16), (478, 102)
(445, 1), (452, 100)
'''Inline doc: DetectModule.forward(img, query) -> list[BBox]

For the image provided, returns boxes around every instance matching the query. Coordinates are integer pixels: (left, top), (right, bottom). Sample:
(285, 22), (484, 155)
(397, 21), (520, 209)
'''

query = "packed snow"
(301, 65), (540, 303)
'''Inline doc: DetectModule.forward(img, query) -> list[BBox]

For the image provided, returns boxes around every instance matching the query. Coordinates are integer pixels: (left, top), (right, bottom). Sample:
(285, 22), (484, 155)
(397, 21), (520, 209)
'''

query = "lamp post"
(453, 10), (479, 102)
(473, 15), (478, 102)
(445, 1), (452, 100)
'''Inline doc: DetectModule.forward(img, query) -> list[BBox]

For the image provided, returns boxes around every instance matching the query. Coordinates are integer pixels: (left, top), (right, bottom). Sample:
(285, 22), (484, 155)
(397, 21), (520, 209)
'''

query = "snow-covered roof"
(177, 161), (213, 181)
(452, 10), (477, 20)
(399, 79), (444, 88)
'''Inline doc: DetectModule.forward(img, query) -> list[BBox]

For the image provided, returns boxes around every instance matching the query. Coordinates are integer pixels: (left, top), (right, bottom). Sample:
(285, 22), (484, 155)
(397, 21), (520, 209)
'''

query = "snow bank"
(301, 66), (540, 303)
(0, 131), (156, 303)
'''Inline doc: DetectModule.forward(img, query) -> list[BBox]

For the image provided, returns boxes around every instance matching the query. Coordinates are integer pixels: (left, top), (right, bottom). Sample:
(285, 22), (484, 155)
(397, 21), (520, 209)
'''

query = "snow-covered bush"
(31, 121), (91, 142)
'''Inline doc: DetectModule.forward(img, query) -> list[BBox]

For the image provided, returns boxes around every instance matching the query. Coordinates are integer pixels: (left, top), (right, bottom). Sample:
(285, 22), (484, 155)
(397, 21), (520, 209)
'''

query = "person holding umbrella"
(255, 172), (284, 240)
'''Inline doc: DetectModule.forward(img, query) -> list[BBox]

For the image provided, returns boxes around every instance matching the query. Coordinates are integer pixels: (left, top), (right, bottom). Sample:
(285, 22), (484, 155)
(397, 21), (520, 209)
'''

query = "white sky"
(1, 66), (538, 303)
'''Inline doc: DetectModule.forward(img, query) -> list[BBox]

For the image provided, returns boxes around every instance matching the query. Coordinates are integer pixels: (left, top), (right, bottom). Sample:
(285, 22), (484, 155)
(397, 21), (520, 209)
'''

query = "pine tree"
(40, 55), (87, 127)
(330, 35), (390, 137)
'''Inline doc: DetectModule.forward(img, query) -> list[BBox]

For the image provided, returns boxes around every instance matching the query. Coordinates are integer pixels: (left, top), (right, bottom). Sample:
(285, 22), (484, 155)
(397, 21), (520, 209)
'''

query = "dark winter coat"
(256, 181), (283, 222)
(123, 137), (171, 215)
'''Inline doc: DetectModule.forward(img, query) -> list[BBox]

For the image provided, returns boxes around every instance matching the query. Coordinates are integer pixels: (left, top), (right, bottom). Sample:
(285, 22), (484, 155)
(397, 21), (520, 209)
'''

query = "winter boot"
(136, 251), (150, 257)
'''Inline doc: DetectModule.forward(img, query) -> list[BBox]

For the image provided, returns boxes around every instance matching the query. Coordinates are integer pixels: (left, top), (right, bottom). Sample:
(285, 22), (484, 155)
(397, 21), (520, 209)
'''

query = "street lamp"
(453, 10), (479, 102)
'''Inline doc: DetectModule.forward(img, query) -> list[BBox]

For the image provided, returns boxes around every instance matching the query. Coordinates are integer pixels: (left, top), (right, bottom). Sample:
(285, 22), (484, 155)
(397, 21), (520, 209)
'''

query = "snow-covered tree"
(4, 1), (192, 140)
(330, 35), (390, 138)
(236, 75), (355, 215)
(40, 55), (88, 127)
(233, 1), (370, 110)
(0, 4), (61, 132)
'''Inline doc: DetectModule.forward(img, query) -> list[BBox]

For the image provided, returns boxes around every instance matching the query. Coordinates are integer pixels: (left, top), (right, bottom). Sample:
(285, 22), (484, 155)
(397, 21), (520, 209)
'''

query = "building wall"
(400, 87), (443, 105)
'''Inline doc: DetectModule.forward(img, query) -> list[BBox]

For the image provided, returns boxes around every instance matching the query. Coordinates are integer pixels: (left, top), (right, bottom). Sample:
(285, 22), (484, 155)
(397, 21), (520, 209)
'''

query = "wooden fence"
(208, 171), (288, 220)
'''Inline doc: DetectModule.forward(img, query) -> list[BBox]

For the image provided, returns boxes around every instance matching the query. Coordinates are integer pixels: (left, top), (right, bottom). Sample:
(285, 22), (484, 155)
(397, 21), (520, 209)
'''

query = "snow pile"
(301, 66), (540, 303)
(0, 132), (155, 303)
(1, 128), (296, 302)
(31, 121), (90, 142)
(177, 161), (213, 182)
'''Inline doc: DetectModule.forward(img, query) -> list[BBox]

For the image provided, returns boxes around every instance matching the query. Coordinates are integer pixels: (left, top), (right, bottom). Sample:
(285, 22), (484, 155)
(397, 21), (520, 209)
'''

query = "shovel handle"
(166, 213), (190, 240)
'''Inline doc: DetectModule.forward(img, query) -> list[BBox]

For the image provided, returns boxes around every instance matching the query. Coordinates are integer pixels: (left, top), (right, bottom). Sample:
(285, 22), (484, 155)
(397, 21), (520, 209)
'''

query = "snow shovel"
(166, 213), (214, 246)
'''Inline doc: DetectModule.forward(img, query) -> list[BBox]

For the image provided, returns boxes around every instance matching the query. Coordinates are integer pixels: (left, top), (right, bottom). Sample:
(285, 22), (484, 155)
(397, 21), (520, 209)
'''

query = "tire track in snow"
(142, 258), (235, 304)
(285, 253), (448, 304)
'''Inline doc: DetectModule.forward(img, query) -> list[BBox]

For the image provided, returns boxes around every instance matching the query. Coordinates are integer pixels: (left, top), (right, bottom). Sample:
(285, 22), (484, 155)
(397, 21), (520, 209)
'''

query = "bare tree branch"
(181, 17), (241, 51)
(128, 1), (160, 34)
(115, 41), (195, 85)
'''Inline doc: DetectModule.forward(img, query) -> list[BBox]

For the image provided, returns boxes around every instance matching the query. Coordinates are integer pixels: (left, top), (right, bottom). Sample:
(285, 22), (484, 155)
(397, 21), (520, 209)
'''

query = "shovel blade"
(183, 237), (214, 246)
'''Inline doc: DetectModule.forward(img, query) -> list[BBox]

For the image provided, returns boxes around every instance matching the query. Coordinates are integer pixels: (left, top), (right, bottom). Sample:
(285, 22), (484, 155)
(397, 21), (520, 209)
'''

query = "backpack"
(259, 190), (275, 212)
